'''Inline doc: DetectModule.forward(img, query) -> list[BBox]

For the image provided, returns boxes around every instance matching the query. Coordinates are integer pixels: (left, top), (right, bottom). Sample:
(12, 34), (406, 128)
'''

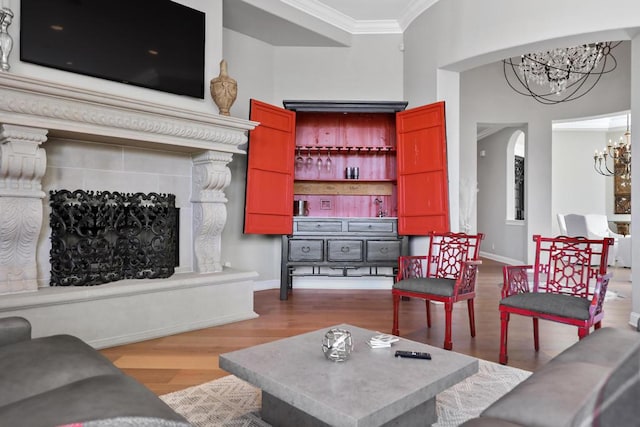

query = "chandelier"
(594, 114), (631, 179)
(503, 41), (620, 104)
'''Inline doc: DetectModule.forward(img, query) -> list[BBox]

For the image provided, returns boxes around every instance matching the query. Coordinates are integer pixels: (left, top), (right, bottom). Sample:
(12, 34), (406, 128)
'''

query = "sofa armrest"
(0, 316), (32, 347)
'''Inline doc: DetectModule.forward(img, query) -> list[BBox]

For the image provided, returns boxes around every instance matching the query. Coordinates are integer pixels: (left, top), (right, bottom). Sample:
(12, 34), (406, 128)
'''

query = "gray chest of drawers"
(280, 217), (408, 300)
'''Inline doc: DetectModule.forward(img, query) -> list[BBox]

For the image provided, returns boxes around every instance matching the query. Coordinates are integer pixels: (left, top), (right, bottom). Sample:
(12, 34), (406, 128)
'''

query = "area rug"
(161, 359), (531, 427)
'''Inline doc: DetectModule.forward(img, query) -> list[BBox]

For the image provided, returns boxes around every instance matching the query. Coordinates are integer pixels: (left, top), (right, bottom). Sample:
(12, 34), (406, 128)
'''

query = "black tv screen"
(20, 0), (206, 99)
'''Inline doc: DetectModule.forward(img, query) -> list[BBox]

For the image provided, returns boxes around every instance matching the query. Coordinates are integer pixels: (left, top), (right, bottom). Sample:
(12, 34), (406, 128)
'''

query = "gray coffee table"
(219, 324), (478, 427)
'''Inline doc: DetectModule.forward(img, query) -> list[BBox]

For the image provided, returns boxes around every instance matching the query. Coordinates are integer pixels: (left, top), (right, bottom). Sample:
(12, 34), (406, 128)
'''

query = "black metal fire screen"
(49, 190), (178, 286)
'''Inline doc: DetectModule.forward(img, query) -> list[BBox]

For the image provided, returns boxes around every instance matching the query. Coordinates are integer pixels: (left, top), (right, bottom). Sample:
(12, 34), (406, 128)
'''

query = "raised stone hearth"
(0, 73), (259, 347)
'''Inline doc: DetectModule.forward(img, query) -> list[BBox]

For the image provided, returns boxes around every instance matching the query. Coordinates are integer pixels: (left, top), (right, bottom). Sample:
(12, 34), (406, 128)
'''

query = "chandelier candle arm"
(593, 113), (631, 178)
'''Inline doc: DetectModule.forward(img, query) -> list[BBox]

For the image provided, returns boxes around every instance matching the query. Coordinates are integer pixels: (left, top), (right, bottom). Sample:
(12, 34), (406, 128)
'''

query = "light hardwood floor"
(99, 258), (634, 395)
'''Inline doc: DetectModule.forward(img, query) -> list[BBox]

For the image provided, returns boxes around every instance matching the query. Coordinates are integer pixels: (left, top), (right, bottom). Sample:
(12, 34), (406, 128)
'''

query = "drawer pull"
(301, 246), (311, 253)
(380, 247), (388, 253)
(341, 246), (350, 253)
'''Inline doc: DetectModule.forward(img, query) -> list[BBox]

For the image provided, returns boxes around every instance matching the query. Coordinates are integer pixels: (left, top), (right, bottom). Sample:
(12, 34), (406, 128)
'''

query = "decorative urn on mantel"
(210, 59), (237, 116)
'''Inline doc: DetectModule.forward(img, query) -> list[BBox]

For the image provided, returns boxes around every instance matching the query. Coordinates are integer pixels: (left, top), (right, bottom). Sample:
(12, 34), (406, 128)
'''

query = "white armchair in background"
(584, 214), (631, 267)
(562, 213), (631, 268)
(563, 214), (590, 238)
(616, 236), (632, 268)
(584, 214), (625, 240)
(556, 213), (568, 235)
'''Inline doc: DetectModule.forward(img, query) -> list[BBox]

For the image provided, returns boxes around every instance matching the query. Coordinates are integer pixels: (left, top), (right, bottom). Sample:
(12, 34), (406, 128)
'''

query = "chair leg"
(578, 326), (590, 340)
(467, 299), (476, 337)
(594, 321), (602, 330)
(444, 301), (453, 350)
(425, 299), (431, 328)
(392, 294), (400, 336)
(499, 311), (509, 365)
(533, 318), (539, 351)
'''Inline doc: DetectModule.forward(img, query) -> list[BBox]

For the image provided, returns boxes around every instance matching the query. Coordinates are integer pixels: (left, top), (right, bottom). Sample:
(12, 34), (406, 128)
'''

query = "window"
(514, 155), (525, 220)
(506, 130), (525, 221)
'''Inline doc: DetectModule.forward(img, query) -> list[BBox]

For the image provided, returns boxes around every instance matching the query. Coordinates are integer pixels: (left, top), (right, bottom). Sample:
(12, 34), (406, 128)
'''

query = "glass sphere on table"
(322, 328), (353, 362)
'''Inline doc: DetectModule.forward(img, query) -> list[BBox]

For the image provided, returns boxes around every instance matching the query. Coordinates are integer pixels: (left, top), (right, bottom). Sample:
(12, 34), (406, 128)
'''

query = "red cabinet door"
(396, 101), (450, 235)
(244, 100), (296, 234)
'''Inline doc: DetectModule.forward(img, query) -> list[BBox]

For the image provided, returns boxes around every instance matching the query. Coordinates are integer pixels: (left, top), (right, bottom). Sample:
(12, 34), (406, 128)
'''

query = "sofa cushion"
(500, 292), (591, 320)
(550, 326), (640, 367)
(393, 277), (456, 297)
(0, 335), (122, 406)
(459, 417), (524, 427)
(0, 374), (190, 427)
(481, 361), (611, 427)
(591, 334), (640, 426)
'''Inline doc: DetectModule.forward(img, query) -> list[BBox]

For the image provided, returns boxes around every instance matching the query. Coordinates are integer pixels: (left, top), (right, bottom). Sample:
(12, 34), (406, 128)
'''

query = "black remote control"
(394, 350), (432, 360)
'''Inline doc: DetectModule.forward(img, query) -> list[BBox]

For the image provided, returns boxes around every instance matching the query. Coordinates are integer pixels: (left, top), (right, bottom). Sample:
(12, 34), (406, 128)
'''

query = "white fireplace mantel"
(0, 72), (259, 294)
(0, 72), (258, 153)
(0, 72), (261, 347)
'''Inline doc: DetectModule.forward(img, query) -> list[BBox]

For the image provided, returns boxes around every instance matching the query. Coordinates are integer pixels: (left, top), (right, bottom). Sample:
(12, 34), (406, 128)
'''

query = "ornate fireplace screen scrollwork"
(49, 190), (178, 286)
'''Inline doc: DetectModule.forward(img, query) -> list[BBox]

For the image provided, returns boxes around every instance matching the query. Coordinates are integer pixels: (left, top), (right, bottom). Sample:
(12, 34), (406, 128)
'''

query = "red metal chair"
(499, 235), (614, 364)
(392, 232), (484, 350)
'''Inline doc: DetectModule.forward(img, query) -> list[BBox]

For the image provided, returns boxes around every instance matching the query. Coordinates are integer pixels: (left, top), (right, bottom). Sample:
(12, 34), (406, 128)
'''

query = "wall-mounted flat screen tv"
(20, 0), (206, 99)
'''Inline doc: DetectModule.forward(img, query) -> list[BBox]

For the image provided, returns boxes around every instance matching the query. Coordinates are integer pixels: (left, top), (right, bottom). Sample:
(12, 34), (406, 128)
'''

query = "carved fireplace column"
(192, 150), (233, 273)
(0, 124), (48, 294)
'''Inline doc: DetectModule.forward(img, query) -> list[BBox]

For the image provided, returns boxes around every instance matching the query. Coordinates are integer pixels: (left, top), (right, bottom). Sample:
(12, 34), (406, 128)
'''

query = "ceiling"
(222, 0), (440, 46)
(223, 1), (632, 135)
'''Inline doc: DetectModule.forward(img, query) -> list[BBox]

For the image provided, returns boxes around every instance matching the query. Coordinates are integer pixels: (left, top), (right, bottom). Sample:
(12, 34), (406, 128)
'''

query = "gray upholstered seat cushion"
(481, 361), (611, 427)
(392, 277), (456, 297)
(0, 334), (123, 407)
(500, 292), (591, 320)
(0, 374), (190, 427)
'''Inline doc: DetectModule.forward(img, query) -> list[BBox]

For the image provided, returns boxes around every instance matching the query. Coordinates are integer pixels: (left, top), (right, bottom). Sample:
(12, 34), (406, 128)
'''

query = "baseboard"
(479, 251), (524, 266)
(254, 279), (279, 291)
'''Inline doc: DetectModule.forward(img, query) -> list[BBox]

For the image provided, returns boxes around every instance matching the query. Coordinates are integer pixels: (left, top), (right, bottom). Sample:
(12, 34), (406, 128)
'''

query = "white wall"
(273, 34), (404, 102)
(551, 131), (608, 235)
(477, 127), (527, 264)
(220, 29), (280, 280)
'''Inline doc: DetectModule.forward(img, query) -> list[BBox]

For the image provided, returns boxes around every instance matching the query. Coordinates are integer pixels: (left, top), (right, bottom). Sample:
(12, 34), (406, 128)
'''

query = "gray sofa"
(461, 326), (640, 427)
(0, 316), (192, 427)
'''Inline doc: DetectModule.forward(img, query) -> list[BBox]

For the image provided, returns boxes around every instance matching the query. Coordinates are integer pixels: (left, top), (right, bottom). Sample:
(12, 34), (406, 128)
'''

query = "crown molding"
(398, 0), (442, 31)
(352, 20), (402, 35)
(281, 0), (439, 35)
(281, 0), (355, 33)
